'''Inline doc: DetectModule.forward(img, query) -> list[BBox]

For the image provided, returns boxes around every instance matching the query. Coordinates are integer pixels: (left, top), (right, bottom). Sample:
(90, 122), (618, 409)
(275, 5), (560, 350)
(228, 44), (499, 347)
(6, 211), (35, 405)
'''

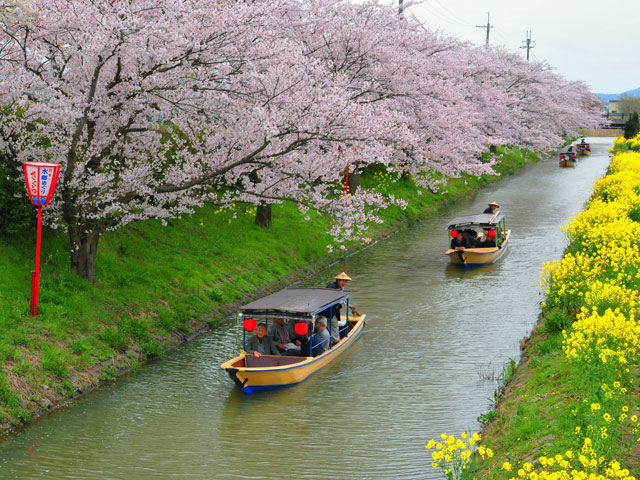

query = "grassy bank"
(0, 146), (540, 434)
(450, 151), (640, 479)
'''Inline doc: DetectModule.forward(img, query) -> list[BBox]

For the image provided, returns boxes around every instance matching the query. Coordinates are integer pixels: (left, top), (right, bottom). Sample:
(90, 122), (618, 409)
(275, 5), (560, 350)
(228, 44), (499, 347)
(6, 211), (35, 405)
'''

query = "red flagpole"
(30, 206), (42, 316)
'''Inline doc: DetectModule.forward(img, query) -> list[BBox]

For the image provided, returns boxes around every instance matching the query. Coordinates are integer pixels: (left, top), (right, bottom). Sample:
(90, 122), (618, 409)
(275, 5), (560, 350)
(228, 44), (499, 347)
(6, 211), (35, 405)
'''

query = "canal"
(0, 138), (613, 479)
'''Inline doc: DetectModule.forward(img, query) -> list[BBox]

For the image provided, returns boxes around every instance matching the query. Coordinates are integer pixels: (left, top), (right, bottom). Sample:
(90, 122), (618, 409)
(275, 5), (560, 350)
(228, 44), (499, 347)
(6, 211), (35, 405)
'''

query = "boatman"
(323, 272), (358, 344)
(483, 201), (500, 214)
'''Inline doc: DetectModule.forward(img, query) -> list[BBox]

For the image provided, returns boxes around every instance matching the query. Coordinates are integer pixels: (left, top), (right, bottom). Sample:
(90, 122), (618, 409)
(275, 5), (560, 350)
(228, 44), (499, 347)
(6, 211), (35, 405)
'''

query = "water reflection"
(443, 258), (506, 280)
(0, 138), (614, 479)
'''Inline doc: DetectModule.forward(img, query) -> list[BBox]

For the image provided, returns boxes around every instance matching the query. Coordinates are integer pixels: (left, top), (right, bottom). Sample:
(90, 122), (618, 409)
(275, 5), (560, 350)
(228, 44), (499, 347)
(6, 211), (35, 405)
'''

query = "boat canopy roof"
(240, 288), (349, 317)
(447, 213), (505, 229)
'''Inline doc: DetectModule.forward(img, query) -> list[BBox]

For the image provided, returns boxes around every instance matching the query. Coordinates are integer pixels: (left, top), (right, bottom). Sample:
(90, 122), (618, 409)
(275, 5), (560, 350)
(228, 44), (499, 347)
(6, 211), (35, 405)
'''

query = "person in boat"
(268, 317), (303, 356)
(451, 230), (469, 250)
(579, 138), (590, 151)
(311, 316), (331, 357)
(477, 229), (497, 248)
(450, 230), (469, 262)
(288, 320), (311, 356)
(483, 201), (500, 214)
(246, 323), (280, 357)
(322, 271), (357, 343)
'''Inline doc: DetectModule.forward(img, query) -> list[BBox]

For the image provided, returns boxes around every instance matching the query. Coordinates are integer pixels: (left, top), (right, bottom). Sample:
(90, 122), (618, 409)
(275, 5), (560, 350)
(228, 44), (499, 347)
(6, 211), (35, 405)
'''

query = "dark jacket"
(246, 335), (280, 355)
(287, 321), (310, 345)
(451, 237), (469, 249)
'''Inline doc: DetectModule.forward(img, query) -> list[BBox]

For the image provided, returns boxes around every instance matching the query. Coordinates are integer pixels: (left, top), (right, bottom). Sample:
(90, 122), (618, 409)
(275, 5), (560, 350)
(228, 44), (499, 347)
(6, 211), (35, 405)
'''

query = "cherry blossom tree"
(0, 0), (393, 280)
(0, 0), (604, 282)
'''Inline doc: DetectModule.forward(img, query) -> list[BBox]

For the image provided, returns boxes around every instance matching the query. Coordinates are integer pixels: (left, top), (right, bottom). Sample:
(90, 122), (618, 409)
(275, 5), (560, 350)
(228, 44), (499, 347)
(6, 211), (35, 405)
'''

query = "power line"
(476, 12), (493, 47)
(427, 0), (474, 27)
(420, 2), (470, 27)
(491, 26), (513, 47)
(520, 30), (536, 61)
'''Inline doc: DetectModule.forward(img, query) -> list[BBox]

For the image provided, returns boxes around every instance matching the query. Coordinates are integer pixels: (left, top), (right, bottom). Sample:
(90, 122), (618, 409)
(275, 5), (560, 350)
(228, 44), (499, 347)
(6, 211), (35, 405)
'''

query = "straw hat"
(487, 201), (500, 208)
(334, 272), (352, 281)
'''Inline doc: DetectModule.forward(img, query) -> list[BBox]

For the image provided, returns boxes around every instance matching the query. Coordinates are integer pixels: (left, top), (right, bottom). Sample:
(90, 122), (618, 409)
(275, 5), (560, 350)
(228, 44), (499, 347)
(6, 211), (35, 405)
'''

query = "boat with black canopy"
(445, 212), (510, 266)
(220, 287), (366, 394)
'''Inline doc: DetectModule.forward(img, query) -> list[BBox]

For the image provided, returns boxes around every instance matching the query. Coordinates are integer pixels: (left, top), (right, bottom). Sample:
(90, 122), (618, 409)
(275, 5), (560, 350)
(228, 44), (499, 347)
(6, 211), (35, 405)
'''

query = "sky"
(404, 0), (640, 94)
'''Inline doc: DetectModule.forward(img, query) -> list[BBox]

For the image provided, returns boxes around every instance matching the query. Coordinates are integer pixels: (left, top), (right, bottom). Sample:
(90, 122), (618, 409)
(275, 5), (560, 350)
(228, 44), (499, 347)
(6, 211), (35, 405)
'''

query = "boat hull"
(221, 314), (366, 393)
(559, 159), (576, 168)
(446, 230), (510, 266)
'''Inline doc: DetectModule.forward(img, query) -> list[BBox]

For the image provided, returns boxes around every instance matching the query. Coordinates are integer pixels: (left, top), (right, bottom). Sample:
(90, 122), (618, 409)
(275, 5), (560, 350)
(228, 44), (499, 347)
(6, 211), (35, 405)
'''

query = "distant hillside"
(596, 86), (640, 103)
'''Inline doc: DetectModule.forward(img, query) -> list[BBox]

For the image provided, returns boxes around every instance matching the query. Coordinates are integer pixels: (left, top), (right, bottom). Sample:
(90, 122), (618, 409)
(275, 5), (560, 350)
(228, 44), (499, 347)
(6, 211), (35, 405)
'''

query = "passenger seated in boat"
(268, 317), (303, 356)
(311, 316), (331, 356)
(246, 323), (280, 358)
(451, 230), (469, 262)
(450, 231), (469, 250)
(477, 229), (497, 248)
(288, 320), (311, 356)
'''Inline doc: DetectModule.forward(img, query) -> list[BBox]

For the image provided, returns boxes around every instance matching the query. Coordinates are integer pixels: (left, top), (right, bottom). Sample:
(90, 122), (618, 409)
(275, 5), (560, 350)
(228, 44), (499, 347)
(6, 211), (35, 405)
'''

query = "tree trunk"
(347, 171), (359, 194)
(254, 202), (271, 229)
(68, 225), (101, 282)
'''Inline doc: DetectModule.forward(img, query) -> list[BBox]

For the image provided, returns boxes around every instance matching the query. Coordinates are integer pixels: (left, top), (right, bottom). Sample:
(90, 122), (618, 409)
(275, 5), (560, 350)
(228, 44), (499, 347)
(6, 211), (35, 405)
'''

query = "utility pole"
(398, 0), (403, 16)
(476, 12), (493, 47)
(520, 30), (536, 61)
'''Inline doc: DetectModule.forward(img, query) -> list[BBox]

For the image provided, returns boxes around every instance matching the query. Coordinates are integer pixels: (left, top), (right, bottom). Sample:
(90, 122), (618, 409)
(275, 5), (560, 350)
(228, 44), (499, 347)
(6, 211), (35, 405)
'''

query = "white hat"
(315, 315), (327, 325)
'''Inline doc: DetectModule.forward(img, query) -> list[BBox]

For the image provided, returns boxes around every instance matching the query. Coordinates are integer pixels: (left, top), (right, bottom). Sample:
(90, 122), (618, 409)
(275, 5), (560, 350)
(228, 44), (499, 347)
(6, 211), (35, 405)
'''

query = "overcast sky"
(404, 0), (639, 94)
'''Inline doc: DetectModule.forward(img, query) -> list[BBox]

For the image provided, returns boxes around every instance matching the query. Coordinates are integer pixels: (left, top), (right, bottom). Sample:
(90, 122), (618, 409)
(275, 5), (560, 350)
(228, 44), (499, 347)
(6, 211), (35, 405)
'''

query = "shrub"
(623, 112), (640, 139)
(0, 162), (35, 234)
(0, 372), (20, 408)
(41, 345), (70, 379)
(544, 308), (570, 333)
(97, 327), (129, 352)
(140, 340), (162, 359)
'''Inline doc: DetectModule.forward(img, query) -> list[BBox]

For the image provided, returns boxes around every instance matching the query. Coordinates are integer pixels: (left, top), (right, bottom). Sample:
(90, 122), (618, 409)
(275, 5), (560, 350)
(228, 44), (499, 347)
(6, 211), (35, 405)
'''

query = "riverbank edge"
(0, 147), (546, 438)
(465, 149), (640, 478)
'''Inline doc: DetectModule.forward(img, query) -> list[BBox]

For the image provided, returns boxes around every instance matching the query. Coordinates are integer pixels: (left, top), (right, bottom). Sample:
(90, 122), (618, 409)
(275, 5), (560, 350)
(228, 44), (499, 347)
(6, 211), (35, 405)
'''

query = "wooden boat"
(445, 212), (510, 266)
(576, 142), (591, 156)
(221, 287), (366, 394)
(559, 151), (576, 167)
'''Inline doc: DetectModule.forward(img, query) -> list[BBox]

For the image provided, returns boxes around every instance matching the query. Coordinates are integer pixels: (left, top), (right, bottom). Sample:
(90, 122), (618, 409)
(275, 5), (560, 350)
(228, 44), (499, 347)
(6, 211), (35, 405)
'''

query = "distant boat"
(559, 151), (577, 167)
(221, 287), (366, 394)
(445, 212), (510, 266)
(576, 142), (591, 156)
